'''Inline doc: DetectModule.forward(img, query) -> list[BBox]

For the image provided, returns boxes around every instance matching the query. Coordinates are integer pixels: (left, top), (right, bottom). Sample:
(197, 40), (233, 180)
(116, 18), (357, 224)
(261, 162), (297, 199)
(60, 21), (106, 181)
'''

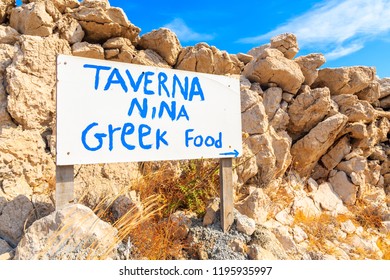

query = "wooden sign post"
(55, 165), (74, 211)
(56, 55), (242, 231)
(219, 158), (234, 232)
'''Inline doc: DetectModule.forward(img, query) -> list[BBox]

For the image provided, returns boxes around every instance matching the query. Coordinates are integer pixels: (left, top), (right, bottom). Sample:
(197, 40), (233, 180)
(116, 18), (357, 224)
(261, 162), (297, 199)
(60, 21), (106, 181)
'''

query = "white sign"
(56, 55), (242, 165)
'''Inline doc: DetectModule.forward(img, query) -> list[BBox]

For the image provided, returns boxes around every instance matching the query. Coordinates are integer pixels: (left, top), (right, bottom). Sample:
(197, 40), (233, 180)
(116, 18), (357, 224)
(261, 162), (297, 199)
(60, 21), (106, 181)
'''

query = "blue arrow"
(219, 149), (239, 158)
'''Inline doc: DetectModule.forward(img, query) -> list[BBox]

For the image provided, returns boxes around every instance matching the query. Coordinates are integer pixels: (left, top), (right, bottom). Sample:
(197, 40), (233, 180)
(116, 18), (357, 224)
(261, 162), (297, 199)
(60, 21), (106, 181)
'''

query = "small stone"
(236, 213), (256, 235)
(203, 198), (219, 226)
(340, 220), (356, 234)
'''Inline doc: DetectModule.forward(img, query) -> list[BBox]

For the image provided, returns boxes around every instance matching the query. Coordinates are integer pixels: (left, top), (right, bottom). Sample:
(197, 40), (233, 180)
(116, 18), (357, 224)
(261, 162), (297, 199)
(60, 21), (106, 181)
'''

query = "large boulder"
(10, 2), (54, 37)
(175, 42), (242, 75)
(6, 35), (71, 130)
(332, 94), (376, 123)
(71, 0), (140, 43)
(243, 48), (304, 94)
(287, 86), (331, 139)
(291, 114), (348, 177)
(138, 28), (182, 66)
(313, 66), (376, 95)
(270, 33), (299, 59)
(14, 204), (118, 260)
(294, 53), (326, 86)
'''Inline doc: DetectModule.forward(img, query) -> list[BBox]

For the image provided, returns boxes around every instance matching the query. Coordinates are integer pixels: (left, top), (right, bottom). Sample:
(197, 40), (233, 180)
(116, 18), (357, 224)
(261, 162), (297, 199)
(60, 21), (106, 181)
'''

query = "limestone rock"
(321, 136), (351, 170)
(249, 225), (289, 260)
(345, 122), (368, 139)
(379, 77), (390, 99)
(291, 114), (348, 177)
(356, 81), (381, 104)
(332, 94), (376, 123)
(291, 196), (321, 217)
(0, 25), (19, 45)
(235, 212), (256, 235)
(103, 37), (136, 62)
(248, 128), (291, 185)
(0, 195), (35, 247)
(263, 87), (282, 121)
(111, 192), (141, 220)
(203, 198), (219, 226)
(235, 189), (271, 224)
(138, 28), (182, 66)
(169, 211), (192, 240)
(176, 43), (242, 75)
(287, 86), (331, 138)
(6, 35), (71, 130)
(0, 0), (15, 23)
(10, 2), (54, 37)
(313, 182), (347, 213)
(72, 41), (104, 59)
(132, 49), (170, 68)
(0, 44), (16, 126)
(234, 142), (258, 186)
(247, 245), (277, 260)
(241, 102), (268, 135)
(247, 43), (270, 58)
(270, 33), (299, 59)
(240, 87), (262, 113)
(72, 1), (140, 43)
(328, 171), (358, 205)
(51, 0), (80, 13)
(57, 14), (84, 44)
(294, 53), (325, 86)
(236, 53), (253, 64)
(270, 129), (292, 178)
(14, 204), (118, 260)
(272, 225), (298, 253)
(0, 127), (55, 200)
(313, 66), (376, 95)
(243, 48), (304, 94)
(337, 156), (367, 175)
(380, 95), (390, 109)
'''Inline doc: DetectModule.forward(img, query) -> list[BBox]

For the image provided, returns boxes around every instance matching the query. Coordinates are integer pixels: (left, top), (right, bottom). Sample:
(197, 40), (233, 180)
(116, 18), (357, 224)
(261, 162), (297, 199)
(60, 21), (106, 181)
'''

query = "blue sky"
(14, 0), (390, 77)
(110, 0), (390, 78)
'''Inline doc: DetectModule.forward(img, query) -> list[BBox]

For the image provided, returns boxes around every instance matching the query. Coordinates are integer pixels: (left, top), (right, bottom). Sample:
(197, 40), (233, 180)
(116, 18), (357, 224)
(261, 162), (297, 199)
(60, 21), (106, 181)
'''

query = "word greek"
(81, 122), (168, 151)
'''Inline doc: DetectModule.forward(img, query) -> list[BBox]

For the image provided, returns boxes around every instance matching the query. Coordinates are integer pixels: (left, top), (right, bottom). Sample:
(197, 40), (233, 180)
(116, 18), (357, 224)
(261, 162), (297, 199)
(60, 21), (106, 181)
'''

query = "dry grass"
(101, 159), (220, 259)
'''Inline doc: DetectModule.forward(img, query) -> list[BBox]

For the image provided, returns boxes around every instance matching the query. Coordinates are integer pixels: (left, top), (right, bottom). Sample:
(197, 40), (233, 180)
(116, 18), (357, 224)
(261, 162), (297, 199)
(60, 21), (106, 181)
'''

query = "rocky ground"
(0, 0), (389, 260)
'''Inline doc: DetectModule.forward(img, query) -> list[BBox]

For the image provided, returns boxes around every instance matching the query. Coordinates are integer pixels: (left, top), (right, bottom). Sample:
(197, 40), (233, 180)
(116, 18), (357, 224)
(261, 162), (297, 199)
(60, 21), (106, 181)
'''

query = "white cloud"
(238, 0), (390, 60)
(163, 18), (215, 42)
